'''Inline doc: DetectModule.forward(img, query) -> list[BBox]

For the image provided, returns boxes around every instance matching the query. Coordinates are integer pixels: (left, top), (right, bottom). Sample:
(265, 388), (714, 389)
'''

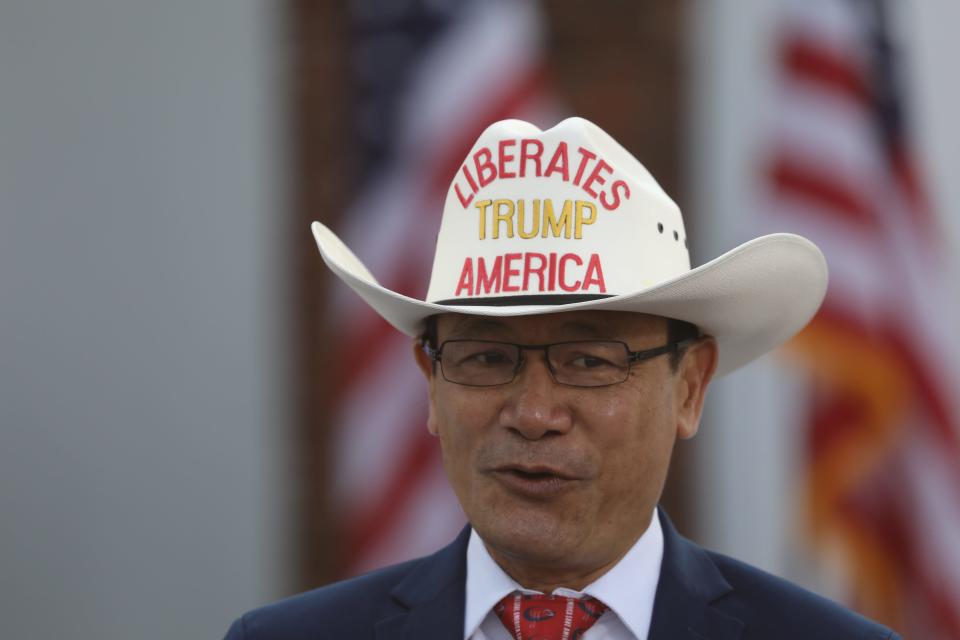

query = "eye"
(552, 342), (626, 371)
(448, 342), (517, 368)
(569, 354), (616, 369)
(470, 350), (512, 365)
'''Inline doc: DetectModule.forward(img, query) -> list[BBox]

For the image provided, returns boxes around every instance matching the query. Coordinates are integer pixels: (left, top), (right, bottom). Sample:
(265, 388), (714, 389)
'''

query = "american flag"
(764, 0), (960, 636)
(327, 0), (562, 577)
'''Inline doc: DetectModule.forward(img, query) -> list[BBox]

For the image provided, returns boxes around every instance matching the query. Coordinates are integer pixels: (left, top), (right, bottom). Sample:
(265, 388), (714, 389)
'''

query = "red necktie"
(494, 591), (608, 640)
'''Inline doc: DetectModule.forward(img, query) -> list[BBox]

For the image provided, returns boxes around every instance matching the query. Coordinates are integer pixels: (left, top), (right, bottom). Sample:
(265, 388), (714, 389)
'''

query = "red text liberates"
(453, 139), (631, 211)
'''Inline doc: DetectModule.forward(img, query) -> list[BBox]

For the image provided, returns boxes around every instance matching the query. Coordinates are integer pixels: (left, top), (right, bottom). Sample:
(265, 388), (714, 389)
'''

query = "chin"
(473, 506), (585, 565)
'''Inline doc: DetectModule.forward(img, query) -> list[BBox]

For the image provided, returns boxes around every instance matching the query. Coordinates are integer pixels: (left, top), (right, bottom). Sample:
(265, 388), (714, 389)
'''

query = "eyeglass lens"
(439, 340), (631, 387)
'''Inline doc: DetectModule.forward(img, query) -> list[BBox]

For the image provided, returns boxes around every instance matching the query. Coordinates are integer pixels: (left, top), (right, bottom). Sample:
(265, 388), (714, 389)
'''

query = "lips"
(497, 464), (577, 480)
(490, 464), (582, 498)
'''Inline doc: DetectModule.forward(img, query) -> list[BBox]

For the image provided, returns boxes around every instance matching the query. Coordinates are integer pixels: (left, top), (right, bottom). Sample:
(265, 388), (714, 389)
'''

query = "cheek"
(579, 385), (662, 434)
(434, 399), (470, 461)
(432, 390), (500, 484)
(585, 386), (676, 502)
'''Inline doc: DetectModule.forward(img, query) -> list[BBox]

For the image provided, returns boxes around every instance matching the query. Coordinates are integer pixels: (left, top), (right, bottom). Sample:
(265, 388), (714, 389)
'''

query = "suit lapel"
(375, 526), (470, 640)
(648, 509), (743, 640)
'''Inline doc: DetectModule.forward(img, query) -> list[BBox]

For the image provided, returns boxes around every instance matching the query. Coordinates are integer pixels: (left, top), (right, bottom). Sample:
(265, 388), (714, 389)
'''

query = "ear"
(412, 339), (440, 436)
(675, 337), (718, 440)
(413, 338), (435, 379)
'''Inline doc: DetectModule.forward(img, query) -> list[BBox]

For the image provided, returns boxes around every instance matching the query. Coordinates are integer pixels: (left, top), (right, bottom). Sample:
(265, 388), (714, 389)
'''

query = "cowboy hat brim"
(312, 221), (827, 377)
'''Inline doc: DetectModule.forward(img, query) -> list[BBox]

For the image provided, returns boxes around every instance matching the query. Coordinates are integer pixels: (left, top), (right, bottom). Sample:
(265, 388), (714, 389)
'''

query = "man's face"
(414, 310), (717, 586)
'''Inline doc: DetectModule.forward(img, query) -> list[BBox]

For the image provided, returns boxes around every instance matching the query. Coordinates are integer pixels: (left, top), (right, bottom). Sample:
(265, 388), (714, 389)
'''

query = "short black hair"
(422, 314), (439, 350)
(421, 315), (440, 373)
(420, 314), (699, 372)
(665, 317), (700, 371)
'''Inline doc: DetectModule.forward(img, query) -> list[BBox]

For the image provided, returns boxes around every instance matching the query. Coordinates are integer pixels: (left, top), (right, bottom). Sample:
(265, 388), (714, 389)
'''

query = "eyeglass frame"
(420, 336), (700, 388)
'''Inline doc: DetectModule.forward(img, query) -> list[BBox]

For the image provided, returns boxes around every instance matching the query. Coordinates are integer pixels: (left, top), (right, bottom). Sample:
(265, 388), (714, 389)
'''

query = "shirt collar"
(463, 509), (664, 640)
(464, 527), (520, 639)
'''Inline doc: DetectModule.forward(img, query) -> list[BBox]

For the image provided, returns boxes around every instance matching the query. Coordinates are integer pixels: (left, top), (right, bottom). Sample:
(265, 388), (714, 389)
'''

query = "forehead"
(436, 310), (668, 342)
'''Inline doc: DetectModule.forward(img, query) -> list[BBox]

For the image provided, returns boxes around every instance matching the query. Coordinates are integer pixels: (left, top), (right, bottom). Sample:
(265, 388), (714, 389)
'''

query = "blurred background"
(2, 0), (958, 638)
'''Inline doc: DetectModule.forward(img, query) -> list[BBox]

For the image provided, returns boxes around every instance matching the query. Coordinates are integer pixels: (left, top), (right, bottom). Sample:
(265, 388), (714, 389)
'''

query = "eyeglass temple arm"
(627, 336), (699, 364)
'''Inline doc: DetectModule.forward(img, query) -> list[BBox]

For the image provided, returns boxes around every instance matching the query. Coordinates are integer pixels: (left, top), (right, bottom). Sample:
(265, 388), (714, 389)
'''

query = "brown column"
(287, 0), (354, 591)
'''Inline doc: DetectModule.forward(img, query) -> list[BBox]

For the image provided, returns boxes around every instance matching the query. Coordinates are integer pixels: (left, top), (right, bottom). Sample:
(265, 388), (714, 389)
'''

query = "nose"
(498, 352), (574, 440)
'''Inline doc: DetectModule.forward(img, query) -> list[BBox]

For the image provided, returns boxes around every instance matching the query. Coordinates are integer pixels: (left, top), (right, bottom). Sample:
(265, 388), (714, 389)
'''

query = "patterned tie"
(494, 591), (608, 640)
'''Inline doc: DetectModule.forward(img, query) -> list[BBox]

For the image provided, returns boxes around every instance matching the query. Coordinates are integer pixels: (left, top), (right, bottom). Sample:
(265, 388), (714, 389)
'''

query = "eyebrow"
(446, 317), (614, 341)
(558, 321), (608, 339)
(447, 317), (510, 338)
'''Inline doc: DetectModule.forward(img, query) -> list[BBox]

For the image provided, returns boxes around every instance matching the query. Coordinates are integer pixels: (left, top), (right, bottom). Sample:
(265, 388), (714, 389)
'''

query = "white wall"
(688, 0), (960, 593)
(0, 1), (288, 638)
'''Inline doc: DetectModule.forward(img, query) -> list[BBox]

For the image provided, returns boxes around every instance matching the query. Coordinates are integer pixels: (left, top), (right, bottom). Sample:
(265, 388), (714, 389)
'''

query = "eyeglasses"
(421, 338), (697, 388)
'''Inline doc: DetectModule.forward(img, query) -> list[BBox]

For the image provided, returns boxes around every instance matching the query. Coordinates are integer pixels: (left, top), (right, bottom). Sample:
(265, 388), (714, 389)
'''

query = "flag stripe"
(782, 36), (870, 106)
(769, 155), (879, 228)
(887, 142), (935, 242)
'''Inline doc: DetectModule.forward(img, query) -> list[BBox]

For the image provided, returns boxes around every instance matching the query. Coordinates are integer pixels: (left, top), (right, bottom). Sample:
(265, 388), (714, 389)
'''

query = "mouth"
(490, 465), (581, 498)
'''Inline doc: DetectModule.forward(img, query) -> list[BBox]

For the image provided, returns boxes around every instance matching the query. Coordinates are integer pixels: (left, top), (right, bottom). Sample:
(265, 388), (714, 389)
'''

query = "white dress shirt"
(464, 509), (664, 640)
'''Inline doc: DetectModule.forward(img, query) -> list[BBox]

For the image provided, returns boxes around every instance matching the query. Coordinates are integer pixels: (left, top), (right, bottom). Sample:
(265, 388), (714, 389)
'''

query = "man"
(225, 118), (900, 639)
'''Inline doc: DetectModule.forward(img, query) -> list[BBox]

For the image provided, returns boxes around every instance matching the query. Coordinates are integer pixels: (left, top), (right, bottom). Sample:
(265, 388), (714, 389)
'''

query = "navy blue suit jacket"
(224, 510), (900, 639)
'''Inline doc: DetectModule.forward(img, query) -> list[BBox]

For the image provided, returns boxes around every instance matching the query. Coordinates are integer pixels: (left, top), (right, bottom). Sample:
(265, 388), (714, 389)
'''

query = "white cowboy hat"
(312, 117), (827, 377)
